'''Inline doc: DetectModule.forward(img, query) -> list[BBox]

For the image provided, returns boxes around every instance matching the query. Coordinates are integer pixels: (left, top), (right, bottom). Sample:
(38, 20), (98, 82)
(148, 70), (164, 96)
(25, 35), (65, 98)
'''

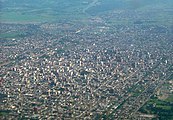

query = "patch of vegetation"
(0, 32), (24, 39)
(139, 95), (173, 120)
(0, 110), (11, 116)
(39, 54), (50, 59)
(166, 95), (173, 103)
(0, 93), (7, 100)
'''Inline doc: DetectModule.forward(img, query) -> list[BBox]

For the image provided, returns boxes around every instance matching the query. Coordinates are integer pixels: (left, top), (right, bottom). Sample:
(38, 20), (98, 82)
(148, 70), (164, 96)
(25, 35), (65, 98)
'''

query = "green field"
(139, 96), (173, 120)
(0, 32), (22, 39)
(0, 11), (55, 23)
(139, 81), (173, 120)
(166, 95), (173, 103)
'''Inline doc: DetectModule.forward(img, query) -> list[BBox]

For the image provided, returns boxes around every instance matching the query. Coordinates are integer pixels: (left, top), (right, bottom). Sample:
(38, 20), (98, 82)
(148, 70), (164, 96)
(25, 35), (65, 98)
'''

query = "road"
(83, 0), (99, 14)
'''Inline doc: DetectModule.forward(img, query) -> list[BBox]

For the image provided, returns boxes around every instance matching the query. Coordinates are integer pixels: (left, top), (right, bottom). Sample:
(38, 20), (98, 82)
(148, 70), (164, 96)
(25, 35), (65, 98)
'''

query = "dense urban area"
(0, 0), (173, 120)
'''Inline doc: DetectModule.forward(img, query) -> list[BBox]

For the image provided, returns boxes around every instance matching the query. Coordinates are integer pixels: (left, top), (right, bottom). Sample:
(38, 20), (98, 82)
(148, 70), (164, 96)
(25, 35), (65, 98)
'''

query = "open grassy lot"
(139, 81), (173, 120)
(139, 96), (173, 120)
